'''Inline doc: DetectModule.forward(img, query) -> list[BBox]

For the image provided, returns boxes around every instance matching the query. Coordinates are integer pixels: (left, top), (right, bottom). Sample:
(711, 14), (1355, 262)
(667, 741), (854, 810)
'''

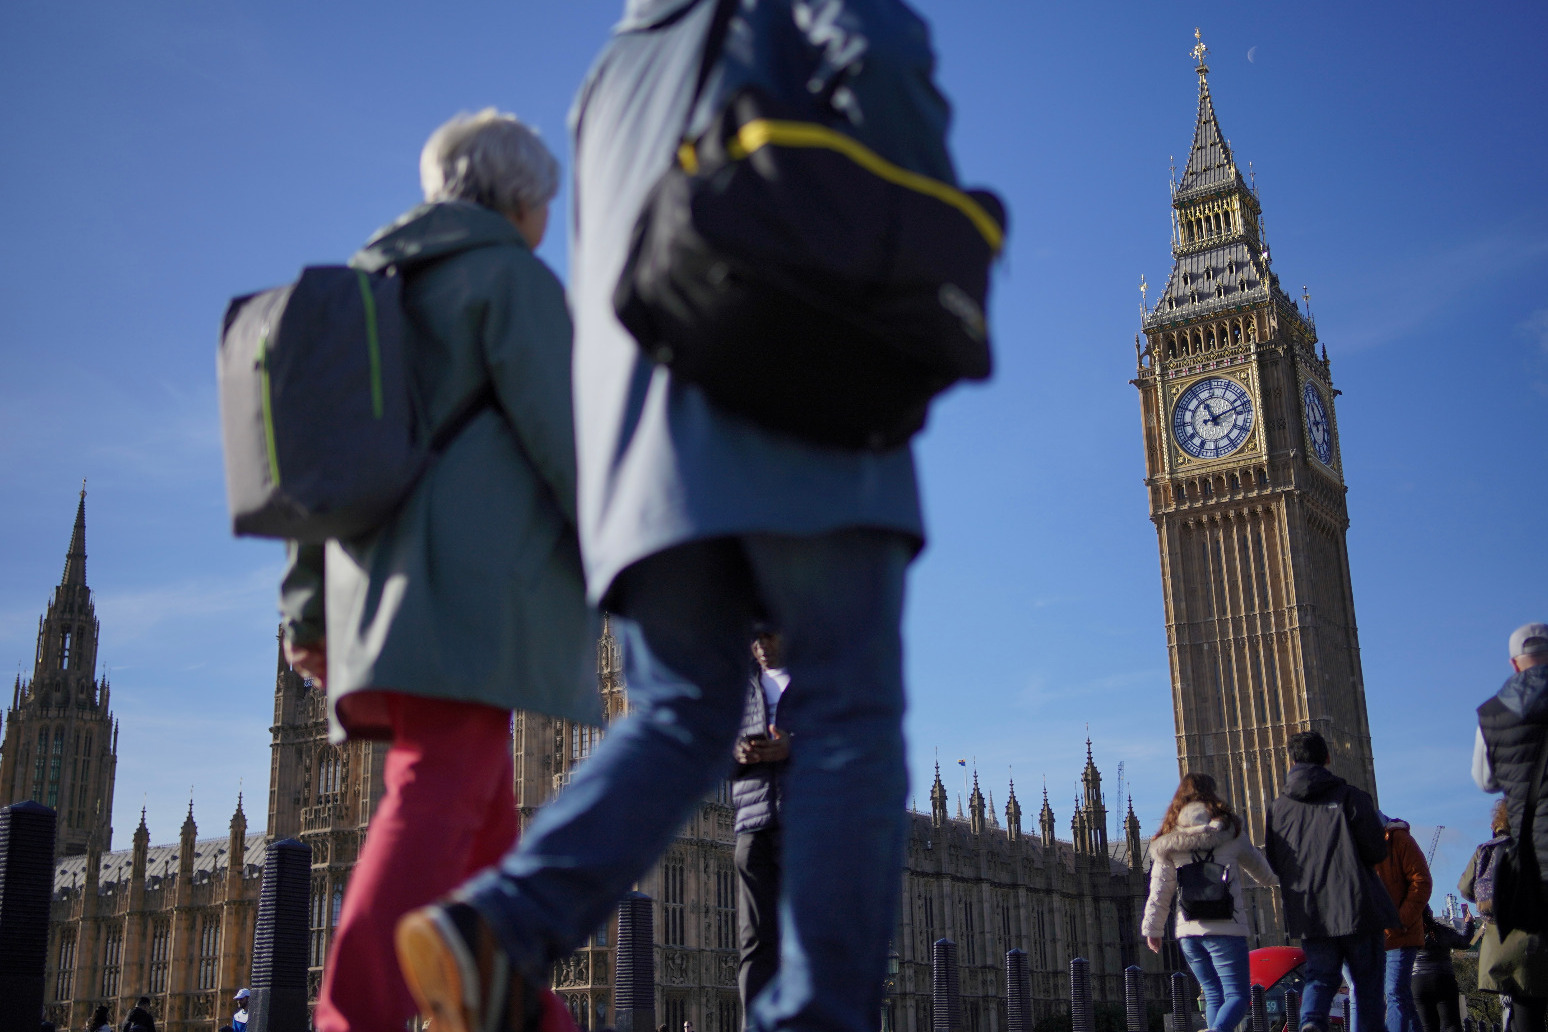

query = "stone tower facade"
(0, 488), (119, 856)
(1134, 32), (1377, 939)
(264, 632), (388, 996)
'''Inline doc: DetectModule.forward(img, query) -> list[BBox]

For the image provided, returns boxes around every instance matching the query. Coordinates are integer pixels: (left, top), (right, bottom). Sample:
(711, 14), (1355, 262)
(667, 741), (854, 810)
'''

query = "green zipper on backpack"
(356, 270), (384, 419)
(256, 333), (282, 487)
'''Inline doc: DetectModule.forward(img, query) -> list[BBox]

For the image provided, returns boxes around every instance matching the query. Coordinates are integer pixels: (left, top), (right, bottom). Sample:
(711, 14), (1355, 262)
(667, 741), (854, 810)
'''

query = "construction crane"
(1427, 826), (1445, 866)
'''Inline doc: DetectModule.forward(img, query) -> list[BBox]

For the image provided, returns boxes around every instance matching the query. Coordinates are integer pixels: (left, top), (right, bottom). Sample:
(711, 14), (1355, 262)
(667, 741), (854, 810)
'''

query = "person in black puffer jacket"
(1473, 622), (1548, 1032)
(1411, 905), (1475, 1032)
(729, 632), (790, 1024)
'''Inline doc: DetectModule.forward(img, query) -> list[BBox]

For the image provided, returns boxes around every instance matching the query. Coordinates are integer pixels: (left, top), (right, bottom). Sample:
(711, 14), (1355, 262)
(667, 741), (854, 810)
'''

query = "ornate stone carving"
(663, 948), (691, 986)
(556, 953), (589, 988)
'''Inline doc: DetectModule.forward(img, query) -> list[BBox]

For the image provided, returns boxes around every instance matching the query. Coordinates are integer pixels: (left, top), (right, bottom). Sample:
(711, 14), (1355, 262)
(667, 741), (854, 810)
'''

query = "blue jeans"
(1179, 935), (1252, 1031)
(460, 531), (912, 1032)
(1385, 947), (1419, 1032)
(1302, 933), (1386, 1032)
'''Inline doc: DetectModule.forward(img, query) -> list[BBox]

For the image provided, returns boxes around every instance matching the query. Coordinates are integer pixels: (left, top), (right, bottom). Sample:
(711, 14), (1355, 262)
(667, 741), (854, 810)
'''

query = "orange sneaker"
(395, 901), (542, 1032)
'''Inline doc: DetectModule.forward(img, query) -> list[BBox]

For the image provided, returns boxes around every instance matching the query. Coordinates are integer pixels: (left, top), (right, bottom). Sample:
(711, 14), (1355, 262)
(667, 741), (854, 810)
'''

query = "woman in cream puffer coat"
(1142, 773), (1279, 1032)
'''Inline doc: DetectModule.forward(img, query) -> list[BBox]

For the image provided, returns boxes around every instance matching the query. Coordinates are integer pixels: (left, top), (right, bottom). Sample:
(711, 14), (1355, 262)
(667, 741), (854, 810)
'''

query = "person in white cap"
(231, 989), (249, 1032)
(1472, 622), (1548, 1032)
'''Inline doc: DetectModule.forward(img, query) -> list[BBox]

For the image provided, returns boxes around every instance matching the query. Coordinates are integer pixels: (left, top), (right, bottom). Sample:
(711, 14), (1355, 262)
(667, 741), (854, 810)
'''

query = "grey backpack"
(218, 265), (488, 543)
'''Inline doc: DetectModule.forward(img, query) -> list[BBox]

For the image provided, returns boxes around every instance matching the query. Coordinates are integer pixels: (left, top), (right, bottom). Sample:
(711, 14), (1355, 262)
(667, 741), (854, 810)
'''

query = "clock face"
(1303, 382), (1333, 464)
(1172, 377), (1255, 459)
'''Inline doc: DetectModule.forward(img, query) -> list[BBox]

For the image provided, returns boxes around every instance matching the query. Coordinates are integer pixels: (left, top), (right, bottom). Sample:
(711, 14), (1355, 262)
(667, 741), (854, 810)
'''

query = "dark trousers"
(1303, 932), (1385, 1032)
(737, 822), (782, 1024)
(1411, 971), (1461, 1032)
(1511, 995), (1548, 1032)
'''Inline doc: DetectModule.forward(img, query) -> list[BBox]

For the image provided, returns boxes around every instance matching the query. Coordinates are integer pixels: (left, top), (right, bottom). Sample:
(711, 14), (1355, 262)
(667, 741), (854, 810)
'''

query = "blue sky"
(1, 2), (1544, 905)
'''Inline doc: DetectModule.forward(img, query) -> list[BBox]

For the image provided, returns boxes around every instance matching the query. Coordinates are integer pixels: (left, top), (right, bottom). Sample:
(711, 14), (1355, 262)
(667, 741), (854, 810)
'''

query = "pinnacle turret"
(1038, 782), (1056, 849)
(61, 483), (87, 587)
(968, 770), (986, 835)
(930, 762), (948, 828)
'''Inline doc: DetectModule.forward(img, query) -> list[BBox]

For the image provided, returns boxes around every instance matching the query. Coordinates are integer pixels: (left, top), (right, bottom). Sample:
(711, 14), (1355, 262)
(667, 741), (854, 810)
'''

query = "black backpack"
(612, 0), (1006, 451)
(1176, 849), (1235, 922)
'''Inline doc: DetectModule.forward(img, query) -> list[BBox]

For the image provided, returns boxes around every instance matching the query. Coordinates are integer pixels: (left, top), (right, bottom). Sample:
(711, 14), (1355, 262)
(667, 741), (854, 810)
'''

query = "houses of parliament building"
(3, 33), (1380, 1032)
(6, 494), (1168, 1031)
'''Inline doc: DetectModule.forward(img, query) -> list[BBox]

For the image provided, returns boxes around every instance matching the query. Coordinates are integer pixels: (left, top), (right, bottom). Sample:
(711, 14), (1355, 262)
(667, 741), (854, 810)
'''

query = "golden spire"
(1192, 27), (1210, 81)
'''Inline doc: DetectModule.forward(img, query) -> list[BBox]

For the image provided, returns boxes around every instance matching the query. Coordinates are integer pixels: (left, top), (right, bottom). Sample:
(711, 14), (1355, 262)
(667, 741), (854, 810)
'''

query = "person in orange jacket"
(1375, 815), (1433, 1032)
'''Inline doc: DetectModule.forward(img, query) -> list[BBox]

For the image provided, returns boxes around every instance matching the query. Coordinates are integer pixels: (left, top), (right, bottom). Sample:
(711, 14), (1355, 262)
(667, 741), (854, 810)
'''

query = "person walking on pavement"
(279, 109), (594, 1032)
(732, 632), (791, 1022)
(1374, 814), (1432, 1032)
(392, 1), (961, 1029)
(1141, 772), (1278, 1032)
(1264, 730), (1399, 1032)
(230, 990), (248, 1032)
(121, 997), (156, 1032)
(1411, 904), (1475, 1032)
(1471, 622), (1548, 1032)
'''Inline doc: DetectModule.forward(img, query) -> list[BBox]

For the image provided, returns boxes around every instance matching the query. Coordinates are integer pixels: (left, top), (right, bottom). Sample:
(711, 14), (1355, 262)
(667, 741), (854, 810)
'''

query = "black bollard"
(1071, 957), (1095, 1032)
(1285, 988), (1301, 1032)
(0, 802), (56, 1032)
(1250, 983), (1269, 1032)
(614, 891), (655, 1032)
(249, 838), (311, 1032)
(932, 939), (960, 1031)
(1006, 949), (1032, 1032)
(1170, 971), (1193, 1032)
(1125, 964), (1146, 1032)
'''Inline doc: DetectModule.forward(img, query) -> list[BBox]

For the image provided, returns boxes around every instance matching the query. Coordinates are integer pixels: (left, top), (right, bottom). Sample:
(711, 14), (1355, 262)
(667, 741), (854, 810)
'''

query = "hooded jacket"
(1141, 801), (1278, 939)
(1478, 666), (1548, 883)
(278, 202), (603, 739)
(1375, 816), (1433, 950)
(1265, 763), (1400, 940)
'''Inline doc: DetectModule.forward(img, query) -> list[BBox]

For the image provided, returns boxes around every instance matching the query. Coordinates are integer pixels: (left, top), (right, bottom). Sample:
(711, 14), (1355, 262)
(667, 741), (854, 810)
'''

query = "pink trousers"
(314, 693), (576, 1032)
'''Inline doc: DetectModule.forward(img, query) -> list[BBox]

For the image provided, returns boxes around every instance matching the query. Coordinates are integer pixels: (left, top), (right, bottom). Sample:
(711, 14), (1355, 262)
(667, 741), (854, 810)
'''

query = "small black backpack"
(1176, 849), (1235, 921)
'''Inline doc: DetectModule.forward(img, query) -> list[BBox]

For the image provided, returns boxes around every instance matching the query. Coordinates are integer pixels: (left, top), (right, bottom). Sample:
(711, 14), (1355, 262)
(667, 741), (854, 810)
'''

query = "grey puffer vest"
(1478, 666), (1548, 879)
(729, 673), (781, 835)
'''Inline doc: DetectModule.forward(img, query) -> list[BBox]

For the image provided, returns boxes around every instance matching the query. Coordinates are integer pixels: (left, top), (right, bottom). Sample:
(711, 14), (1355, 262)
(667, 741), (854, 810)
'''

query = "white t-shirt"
(759, 667), (789, 721)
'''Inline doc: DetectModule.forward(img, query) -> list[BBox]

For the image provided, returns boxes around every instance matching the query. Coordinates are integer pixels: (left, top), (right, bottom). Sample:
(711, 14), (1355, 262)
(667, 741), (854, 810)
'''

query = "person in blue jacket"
(394, 2), (967, 1030)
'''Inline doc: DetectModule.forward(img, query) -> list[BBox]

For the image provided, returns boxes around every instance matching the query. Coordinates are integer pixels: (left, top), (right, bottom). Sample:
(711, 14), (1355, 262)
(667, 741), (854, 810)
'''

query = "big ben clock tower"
(1134, 32), (1378, 937)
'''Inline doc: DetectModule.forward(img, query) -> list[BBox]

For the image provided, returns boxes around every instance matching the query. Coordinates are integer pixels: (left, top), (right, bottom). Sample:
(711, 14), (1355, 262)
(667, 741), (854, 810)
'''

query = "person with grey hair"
(1472, 622), (1548, 1032)
(278, 108), (594, 1032)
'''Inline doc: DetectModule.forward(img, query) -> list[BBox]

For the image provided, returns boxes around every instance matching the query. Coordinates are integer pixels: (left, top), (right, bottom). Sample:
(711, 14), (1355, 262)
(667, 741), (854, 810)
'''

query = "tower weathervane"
(1192, 28), (1209, 79)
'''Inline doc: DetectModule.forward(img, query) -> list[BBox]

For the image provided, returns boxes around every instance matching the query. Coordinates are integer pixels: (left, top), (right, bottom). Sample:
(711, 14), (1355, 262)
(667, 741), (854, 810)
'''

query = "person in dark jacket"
(1264, 730), (1398, 1032)
(122, 997), (156, 1032)
(1411, 904), (1474, 1032)
(1471, 622), (1548, 1032)
(730, 632), (790, 1022)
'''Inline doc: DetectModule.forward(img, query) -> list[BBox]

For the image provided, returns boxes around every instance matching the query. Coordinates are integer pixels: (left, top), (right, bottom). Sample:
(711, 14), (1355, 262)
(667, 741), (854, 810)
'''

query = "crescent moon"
(1247, 46), (1257, 63)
